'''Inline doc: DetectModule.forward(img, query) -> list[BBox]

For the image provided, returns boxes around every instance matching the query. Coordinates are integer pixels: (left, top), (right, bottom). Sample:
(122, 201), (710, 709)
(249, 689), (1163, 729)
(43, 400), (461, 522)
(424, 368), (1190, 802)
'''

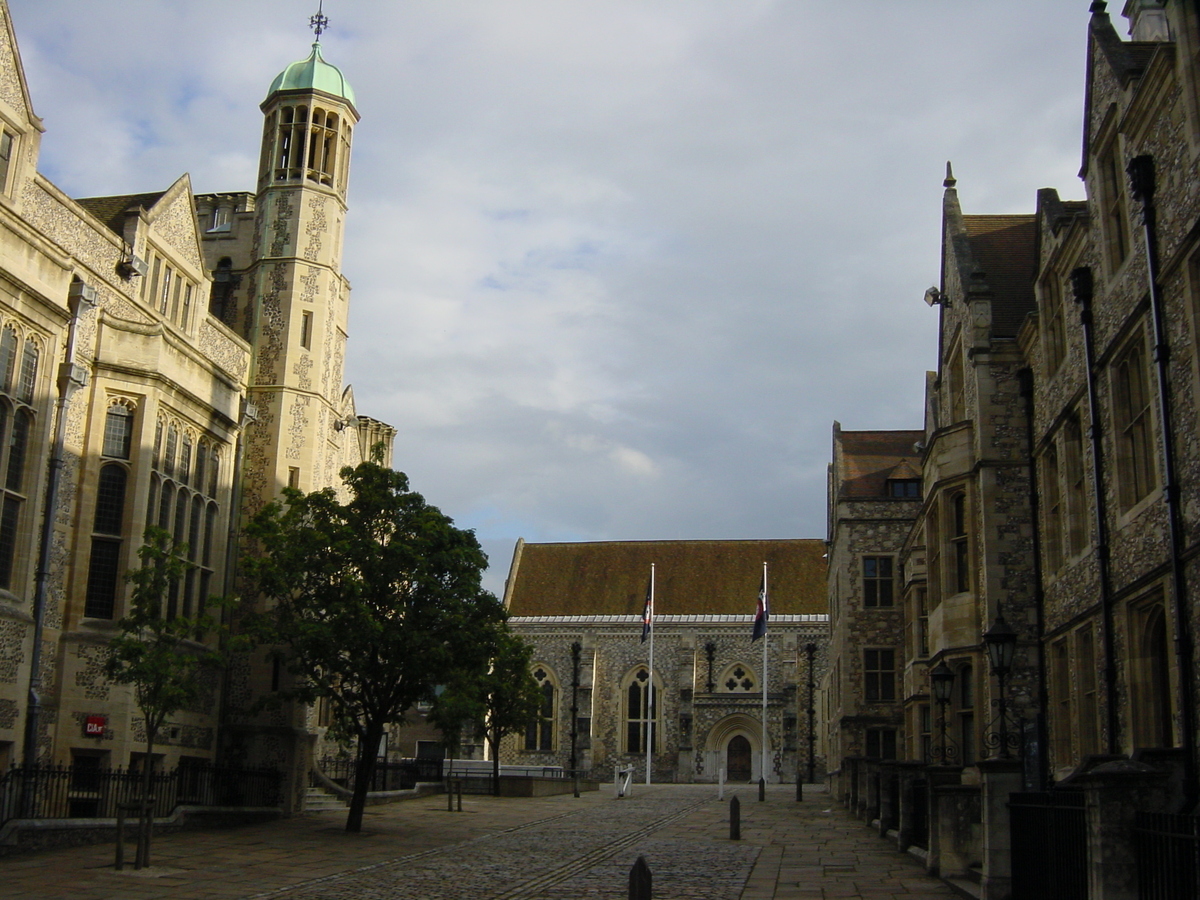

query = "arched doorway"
(727, 734), (752, 782)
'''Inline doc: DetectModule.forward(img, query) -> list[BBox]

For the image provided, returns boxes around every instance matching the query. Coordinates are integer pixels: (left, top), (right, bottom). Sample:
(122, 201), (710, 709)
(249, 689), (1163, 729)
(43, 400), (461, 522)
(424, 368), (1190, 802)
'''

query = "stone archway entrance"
(727, 734), (752, 782)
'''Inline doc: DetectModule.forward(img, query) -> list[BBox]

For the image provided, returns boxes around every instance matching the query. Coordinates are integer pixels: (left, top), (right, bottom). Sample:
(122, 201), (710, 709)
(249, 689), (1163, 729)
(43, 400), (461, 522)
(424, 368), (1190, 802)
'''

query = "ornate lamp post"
(570, 641), (581, 797)
(804, 643), (817, 784)
(930, 662), (955, 765)
(983, 614), (1019, 759)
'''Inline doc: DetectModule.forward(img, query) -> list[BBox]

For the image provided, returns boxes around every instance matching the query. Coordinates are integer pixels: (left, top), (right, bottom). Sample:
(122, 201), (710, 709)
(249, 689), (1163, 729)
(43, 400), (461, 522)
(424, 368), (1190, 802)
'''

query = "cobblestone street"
(2, 785), (961, 899)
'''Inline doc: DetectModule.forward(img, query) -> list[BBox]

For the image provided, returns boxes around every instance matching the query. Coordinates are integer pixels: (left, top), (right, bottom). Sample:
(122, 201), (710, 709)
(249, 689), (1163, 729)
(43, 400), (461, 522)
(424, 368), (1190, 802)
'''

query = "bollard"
(447, 782), (454, 811)
(718, 766), (725, 801)
(456, 780), (463, 812)
(758, 777), (765, 802)
(796, 778), (803, 802)
(730, 795), (741, 840)
(629, 855), (652, 900)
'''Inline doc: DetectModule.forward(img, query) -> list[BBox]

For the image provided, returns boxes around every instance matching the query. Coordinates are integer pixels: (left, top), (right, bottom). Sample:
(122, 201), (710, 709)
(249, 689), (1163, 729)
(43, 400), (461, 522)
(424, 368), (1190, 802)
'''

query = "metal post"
(805, 643), (817, 784)
(730, 795), (741, 840)
(571, 641), (581, 798)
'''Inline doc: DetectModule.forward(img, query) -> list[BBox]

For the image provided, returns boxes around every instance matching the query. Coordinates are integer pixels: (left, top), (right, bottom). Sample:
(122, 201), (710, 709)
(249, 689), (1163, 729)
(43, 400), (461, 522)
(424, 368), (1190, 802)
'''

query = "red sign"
(84, 715), (106, 737)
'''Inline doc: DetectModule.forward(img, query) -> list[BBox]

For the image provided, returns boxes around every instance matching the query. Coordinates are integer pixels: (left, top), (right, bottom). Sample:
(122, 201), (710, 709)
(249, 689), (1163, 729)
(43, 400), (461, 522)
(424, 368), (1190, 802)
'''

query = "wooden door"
(727, 735), (752, 782)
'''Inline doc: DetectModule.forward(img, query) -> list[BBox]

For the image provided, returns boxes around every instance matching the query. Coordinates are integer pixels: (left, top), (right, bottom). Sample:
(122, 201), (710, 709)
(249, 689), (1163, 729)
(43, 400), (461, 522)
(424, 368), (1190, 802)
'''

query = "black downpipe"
(1128, 154), (1198, 807)
(1071, 266), (1122, 756)
(1018, 367), (1050, 790)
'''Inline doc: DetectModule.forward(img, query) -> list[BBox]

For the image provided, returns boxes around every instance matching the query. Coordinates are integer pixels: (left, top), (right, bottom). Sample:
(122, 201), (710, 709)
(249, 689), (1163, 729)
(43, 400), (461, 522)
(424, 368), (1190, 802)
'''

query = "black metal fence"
(1009, 790), (1089, 900)
(1135, 810), (1200, 900)
(0, 763), (282, 826)
(315, 756), (440, 793)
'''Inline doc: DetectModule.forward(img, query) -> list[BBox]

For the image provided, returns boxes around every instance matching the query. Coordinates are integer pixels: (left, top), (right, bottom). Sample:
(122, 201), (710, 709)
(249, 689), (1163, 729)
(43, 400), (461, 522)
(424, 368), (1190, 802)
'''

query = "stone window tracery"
(525, 665), (557, 752)
(718, 663), (756, 693)
(622, 666), (660, 754)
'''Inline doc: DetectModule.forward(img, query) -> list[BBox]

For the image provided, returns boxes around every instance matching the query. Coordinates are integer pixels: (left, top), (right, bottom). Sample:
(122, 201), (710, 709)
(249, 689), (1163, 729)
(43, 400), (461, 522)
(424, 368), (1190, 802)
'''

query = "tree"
(243, 458), (504, 832)
(430, 625), (541, 794)
(477, 629), (542, 795)
(104, 528), (228, 868)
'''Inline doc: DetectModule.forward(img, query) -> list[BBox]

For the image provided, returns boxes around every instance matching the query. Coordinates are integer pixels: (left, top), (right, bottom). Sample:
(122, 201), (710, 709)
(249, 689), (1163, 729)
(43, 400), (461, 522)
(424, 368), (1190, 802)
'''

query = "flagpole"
(761, 561), (768, 785)
(646, 563), (655, 786)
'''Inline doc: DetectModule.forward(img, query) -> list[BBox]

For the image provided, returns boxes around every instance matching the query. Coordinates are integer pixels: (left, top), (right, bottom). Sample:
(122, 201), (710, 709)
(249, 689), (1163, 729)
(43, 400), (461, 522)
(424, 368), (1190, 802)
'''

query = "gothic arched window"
(525, 666), (557, 752)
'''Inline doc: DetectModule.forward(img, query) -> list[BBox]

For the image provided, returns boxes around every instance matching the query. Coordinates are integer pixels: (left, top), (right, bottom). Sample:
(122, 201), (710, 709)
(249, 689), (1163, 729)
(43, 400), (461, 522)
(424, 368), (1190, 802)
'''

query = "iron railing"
(1135, 810), (1200, 900)
(1009, 791), (1088, 900)
(0, 763), (282, 826)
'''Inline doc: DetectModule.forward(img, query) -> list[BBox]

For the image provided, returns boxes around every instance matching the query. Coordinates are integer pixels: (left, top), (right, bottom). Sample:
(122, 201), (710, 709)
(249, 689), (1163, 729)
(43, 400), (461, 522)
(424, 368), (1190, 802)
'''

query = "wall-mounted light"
(923, 286), (948, 307)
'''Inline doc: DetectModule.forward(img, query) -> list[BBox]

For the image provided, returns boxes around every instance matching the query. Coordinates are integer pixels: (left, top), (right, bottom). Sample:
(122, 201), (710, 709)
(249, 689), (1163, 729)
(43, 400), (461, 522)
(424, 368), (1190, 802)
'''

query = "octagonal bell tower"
(243, 29), (360, 512)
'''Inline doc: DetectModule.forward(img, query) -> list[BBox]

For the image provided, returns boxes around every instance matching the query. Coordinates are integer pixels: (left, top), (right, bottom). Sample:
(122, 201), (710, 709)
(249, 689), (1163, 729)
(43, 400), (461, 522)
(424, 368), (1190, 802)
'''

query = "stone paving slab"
(2, 784), (963, 899)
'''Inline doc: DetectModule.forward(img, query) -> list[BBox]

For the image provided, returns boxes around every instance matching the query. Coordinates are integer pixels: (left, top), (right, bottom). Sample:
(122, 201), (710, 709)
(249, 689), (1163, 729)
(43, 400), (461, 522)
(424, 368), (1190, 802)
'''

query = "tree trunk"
(138, 729), (155, 868)
(345, 724), (383, 833)
(491, 731), (501, 797)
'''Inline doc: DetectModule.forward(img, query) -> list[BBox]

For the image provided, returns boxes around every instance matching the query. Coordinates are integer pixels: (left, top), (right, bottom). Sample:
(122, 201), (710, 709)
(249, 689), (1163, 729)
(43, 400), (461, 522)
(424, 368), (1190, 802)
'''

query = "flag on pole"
(751, 570), (768, 641)
(641, 575), (653, 643)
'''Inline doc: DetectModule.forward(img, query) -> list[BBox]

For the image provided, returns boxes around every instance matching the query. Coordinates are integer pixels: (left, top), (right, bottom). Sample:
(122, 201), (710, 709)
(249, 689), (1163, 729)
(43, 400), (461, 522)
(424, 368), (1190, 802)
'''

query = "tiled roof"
(834, 429), (924, 499)
(76, 191), (166, 235)
(504, 539), (827, 618)
(964, 215), (1036, 338)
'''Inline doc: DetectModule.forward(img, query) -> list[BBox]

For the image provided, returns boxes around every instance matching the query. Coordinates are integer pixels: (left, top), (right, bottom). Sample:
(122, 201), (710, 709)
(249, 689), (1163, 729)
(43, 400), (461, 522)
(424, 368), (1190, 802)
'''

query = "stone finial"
(944, 162), (956, 189)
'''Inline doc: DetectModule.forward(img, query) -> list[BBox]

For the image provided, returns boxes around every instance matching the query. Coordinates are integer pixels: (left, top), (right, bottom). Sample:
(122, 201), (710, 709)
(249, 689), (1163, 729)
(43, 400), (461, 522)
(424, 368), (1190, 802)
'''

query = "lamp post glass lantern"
(983, 615), (1019, 759)
(930, 662), (956, 764)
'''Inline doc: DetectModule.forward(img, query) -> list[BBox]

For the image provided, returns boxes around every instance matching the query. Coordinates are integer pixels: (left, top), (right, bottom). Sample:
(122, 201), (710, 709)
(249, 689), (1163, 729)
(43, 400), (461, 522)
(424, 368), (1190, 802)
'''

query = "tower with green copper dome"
(241, 34), (361, 518)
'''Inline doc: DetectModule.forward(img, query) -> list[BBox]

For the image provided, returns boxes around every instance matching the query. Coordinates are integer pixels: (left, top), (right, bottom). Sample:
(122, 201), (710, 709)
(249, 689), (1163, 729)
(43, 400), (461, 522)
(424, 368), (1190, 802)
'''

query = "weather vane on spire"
(310, 1), (329, 39)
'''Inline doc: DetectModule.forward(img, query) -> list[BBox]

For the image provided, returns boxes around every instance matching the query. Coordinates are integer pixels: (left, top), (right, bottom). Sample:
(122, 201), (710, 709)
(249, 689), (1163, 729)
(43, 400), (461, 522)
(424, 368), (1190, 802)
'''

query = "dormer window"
(887, 479), (920, 499)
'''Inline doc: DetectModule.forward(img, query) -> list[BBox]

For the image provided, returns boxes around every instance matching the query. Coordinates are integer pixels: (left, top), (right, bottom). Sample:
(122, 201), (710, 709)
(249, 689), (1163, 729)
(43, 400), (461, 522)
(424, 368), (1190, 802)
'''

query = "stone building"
(502, 539), (829, 784)
(823, 424), (923, 802)
(0, 0), (391, 793)
(1021, 0), (1200, 793)
(827, 4), (1200, 897)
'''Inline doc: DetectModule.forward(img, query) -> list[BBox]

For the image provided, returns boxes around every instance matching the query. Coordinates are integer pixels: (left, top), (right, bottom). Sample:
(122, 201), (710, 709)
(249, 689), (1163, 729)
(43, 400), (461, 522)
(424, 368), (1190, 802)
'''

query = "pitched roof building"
(503, 539), (829, 784)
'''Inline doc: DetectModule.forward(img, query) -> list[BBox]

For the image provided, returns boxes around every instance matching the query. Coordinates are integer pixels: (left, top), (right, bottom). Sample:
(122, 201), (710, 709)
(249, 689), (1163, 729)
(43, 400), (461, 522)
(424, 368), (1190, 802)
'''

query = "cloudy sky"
(12, 1), (1099, 595)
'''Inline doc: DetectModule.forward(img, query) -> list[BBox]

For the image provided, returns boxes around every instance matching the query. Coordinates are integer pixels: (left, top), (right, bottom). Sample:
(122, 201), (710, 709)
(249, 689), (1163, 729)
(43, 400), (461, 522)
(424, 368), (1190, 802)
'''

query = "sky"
(11, 1), (1098, 596)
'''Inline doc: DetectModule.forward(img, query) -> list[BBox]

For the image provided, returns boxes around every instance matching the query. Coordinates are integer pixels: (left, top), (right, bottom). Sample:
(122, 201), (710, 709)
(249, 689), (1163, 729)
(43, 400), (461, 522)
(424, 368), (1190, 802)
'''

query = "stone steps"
(303, 785), (346, 812)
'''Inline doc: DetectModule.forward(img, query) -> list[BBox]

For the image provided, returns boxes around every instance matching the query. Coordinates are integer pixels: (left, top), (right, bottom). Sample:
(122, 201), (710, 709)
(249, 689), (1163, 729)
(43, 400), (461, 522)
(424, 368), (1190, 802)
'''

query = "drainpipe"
(1017, 367), (1050, 790)
(1070, 266), (1121, 756)
(1127, 154), (1198, 807)
(23, 279), (96, 770)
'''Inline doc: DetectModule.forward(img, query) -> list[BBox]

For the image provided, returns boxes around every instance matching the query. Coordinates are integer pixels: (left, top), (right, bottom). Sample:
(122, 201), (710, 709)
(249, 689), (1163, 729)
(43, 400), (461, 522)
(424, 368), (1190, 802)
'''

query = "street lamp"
(983, 614), (1019, 759)
(930, 662), (955, 765)
(570, 642), (581, 796)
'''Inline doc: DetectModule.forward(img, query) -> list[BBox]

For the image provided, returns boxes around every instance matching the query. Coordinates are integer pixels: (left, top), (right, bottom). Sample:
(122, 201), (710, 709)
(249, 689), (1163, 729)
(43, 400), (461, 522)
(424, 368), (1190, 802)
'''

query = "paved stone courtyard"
(2, 785), (961, 899)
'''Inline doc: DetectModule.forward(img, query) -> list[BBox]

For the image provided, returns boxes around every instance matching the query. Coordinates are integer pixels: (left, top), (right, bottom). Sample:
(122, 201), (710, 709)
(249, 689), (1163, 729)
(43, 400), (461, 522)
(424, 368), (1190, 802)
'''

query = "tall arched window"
(950, 493), (970, 595)
(623, 666), (661, 754)
(1132, 602), (1174, 749)
(525, 665), (557, 752)
(0, 326), (40, 592)
(84, 463), (128, 618)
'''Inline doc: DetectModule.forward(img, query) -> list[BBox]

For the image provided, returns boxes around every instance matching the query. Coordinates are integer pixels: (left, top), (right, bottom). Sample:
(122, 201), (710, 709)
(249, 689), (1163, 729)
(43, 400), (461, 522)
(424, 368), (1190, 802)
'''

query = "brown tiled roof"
(964, 215), (1036, 338)
(76, 191), (166, 235)
(505, 539), (826, 617)
(834, 429), (924, 499)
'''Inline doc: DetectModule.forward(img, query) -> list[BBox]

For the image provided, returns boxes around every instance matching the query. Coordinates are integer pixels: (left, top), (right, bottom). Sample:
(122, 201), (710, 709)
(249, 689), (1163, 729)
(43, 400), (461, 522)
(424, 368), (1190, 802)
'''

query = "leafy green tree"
(477, 629), (541, 794)
(429, 626), (541, 794)
(243, 459), (504, 832)
(104, 528), (229, 867)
